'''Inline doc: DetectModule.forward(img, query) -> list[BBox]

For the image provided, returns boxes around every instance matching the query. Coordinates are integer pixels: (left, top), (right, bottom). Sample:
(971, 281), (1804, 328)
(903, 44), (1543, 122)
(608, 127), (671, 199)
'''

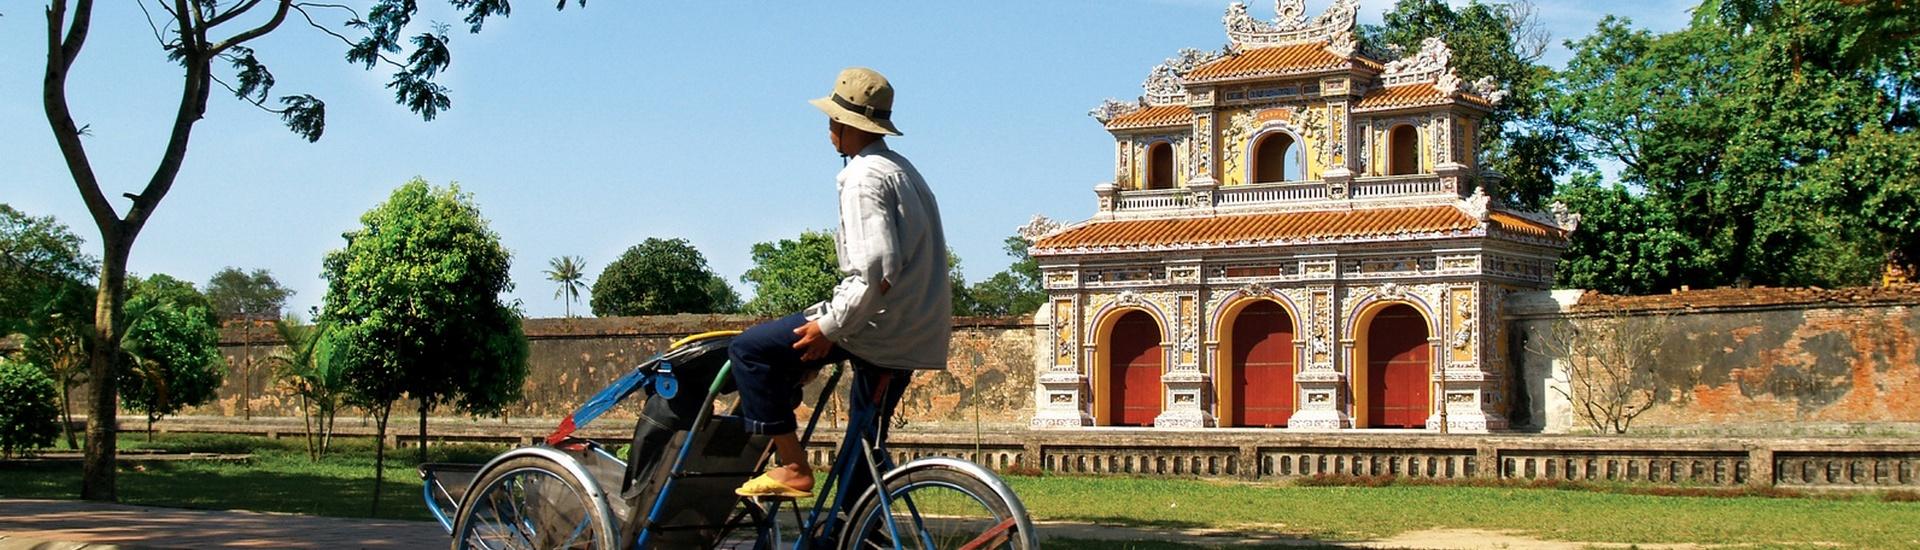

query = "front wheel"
(452, 455), (617, 549)
(839, 460), (1036, 550)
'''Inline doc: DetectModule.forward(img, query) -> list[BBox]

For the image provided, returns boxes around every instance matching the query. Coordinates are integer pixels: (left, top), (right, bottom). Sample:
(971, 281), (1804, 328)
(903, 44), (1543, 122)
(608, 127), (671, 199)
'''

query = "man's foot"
(735, 464), (814, 499)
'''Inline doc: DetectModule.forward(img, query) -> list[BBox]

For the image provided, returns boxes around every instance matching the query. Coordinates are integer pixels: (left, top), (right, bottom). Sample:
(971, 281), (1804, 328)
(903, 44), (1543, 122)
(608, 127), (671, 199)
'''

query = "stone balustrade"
(1101, 173), (1458, 215)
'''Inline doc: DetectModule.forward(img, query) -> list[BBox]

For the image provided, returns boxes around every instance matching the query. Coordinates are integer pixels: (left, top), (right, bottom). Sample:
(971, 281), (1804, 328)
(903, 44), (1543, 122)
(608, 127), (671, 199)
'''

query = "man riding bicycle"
(728, 67), (951, 501)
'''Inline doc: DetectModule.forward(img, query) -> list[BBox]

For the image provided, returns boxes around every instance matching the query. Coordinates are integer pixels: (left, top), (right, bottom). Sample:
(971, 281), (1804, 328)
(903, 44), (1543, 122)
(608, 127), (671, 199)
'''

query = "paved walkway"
(0, 498), (1711, 549)
(0, 500), (444, 550)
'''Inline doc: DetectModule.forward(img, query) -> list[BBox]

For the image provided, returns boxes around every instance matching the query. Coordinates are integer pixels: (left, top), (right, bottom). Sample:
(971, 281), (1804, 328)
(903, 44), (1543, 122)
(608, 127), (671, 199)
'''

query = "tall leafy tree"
(591, 239), (738, 316)
(1551, 3), (1917, 289)
(205, 267), (292, 420)
(41, 0), (585, 501)
(321, 179), (529, 514)
(544, 256), (590, 318)
(740, 230), (842, 316)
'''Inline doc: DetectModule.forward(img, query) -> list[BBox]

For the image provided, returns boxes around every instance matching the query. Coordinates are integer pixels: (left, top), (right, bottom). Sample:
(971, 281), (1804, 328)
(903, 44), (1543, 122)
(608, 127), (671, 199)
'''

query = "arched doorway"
(1364, 303), (1430, 428)
(1251, 133), (1300, 183)
(1229, 301), (1296, 427)
(1146, 142), (1174, 190)
(1386, 124), (1420, 175)
(1107, 310), (1163, 426)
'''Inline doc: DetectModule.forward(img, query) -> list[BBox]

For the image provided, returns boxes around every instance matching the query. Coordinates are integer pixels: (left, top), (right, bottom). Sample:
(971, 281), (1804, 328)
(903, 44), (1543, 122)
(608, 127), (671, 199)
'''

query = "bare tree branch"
(205, 0), (264, 29)
(42, 0), (116, 232)
(211, 0), (293, 54)
(292, 3), (405, 69)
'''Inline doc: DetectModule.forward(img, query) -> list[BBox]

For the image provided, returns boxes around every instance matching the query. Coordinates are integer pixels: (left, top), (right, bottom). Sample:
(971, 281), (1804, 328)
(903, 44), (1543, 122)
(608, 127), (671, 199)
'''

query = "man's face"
(828, 119), (844, 152)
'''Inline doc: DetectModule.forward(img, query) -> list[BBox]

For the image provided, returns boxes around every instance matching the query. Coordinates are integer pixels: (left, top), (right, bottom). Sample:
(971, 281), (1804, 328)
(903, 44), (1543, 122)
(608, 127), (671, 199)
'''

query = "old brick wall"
(1512, 287), (1920, 434)
(144, 314), (1040, 429)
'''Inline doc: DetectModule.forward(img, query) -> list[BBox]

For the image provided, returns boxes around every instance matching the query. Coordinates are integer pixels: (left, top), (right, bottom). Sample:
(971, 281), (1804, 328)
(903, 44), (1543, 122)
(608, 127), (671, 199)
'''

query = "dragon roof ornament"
(1142, 48), (1225, 106)
(1380, 37), (1506, 104)
(1222, 0), (1358, 50)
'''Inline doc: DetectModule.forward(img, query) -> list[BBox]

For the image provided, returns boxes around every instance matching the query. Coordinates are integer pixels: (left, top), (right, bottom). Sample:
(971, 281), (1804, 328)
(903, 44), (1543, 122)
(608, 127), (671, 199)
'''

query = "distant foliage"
(740, 230), (842, 316)
(964, 236), (1046, 317)
(0, 359), (60, 458)
(205, 267), (293, 322)
(591, 238), (738, 316)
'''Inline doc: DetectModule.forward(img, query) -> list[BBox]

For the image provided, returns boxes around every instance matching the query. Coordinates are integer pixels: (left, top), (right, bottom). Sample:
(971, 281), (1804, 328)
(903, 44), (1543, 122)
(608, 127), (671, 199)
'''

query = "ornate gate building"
(1025, 0), (1577, 432)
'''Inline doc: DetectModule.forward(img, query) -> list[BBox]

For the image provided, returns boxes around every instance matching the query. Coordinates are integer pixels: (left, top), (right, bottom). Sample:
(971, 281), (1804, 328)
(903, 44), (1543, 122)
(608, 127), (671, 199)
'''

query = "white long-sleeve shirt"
(804, 141), (951, 370)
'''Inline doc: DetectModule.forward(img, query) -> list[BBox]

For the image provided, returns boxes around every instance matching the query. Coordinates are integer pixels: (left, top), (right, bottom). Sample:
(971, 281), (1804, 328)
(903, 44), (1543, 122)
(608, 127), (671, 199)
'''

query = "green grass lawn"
(4, 433), (1917, 548)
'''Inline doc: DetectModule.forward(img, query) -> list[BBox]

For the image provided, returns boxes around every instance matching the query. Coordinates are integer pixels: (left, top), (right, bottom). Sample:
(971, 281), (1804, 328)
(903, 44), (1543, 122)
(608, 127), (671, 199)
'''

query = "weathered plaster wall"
(154, 315), (1042, 429)
(1511, 287), (1920, 434)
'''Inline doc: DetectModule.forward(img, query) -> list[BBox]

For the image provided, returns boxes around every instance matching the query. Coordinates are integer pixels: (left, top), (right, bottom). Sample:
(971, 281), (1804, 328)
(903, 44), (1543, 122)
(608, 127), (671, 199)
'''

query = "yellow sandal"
(734, 472), (813, 499)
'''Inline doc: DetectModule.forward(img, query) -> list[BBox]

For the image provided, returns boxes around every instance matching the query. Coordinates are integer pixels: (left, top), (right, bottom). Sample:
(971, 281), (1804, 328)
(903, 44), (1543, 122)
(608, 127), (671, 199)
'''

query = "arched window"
(1251, 133), (1299, 183)
(1146, 142), (1174, 190)
(1387, 125), (1420, 175)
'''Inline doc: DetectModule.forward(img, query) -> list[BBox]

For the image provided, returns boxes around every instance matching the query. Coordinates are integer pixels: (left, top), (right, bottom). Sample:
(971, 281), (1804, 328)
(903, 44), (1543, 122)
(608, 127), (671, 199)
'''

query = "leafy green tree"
(206, 267), (292, 420)
(545, 256), (590, 318)
(0, 204), (96, 338)
(0, 358), (61, 458)
(40, 0), (585, 501)
(1552, 174), (1702, 295)
(591, 239), (737, 316)
(1550, 4), (1916, 290)
(965, 236), (1046, 317)
(119, 284), (226, 440)
(270, 317), (342, 461)
(321, 179), (529, 514)
(740, 231), (842, 316)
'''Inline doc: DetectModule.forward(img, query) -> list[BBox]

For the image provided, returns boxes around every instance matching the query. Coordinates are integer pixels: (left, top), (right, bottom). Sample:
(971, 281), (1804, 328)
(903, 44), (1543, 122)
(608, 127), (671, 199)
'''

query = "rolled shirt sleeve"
(812, 170), (902, 340)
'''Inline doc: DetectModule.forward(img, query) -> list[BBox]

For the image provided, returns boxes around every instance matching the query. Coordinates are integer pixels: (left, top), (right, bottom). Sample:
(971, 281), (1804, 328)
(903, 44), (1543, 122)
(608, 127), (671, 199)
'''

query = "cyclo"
(420, 330), (1038, 549)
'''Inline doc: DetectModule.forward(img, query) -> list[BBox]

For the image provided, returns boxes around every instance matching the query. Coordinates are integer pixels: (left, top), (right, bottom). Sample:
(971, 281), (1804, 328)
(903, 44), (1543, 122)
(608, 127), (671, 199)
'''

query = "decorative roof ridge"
(1089, 48), (1225, 124)
(1222, 0), (1359, 52)
(1379, 37), (1509, 105)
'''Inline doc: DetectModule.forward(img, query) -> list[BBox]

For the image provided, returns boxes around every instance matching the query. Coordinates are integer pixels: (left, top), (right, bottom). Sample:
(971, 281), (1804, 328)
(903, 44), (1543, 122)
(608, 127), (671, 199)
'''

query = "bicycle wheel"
(453, 455), (617, 549)
(839, 461), (1035, 550)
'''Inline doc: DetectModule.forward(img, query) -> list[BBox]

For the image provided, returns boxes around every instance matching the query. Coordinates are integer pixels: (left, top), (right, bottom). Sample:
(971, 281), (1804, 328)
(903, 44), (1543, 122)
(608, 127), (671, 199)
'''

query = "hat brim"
(811, 96), (902, 136)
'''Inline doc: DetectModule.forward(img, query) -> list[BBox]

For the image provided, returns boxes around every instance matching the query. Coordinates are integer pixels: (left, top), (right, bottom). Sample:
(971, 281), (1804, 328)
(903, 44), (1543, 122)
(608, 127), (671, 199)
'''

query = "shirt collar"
(856, 140), (890, 158)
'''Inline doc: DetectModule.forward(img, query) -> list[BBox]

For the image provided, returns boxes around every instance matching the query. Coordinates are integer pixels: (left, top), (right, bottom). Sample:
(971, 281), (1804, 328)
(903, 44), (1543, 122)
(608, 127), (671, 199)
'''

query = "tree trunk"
(80, 235), (131, 502)
(371, 403), (391, 516)
(242, 322), (252, 421)
(60, 379), (78, 450)
(300, 392), (315, 461)
(417, 399), (430, 464)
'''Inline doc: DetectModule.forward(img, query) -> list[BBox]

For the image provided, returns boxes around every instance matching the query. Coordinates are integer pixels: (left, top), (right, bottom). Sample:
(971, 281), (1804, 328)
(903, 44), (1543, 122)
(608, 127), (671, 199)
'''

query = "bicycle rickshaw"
(420, 331), (1038, 549)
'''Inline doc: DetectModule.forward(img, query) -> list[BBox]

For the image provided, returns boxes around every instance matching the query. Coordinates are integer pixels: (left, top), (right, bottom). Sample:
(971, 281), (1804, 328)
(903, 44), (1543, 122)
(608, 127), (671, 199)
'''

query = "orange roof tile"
(1355, 83), (1493, 112)
(1034, 206), (1482, 252)
(1488, 210), (1567, 240)
(1107, 104), (1193, 130)
(1185, 42), (1353, 81)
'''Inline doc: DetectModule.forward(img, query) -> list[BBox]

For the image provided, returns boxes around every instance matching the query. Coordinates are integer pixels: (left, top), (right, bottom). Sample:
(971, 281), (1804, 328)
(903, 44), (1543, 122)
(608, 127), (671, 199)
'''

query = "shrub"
(0, 360), (61, 457)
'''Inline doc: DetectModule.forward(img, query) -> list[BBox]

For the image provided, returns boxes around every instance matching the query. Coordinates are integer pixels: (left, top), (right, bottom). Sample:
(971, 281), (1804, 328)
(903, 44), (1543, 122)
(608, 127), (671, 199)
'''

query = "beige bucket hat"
(810, 67), (902, 136)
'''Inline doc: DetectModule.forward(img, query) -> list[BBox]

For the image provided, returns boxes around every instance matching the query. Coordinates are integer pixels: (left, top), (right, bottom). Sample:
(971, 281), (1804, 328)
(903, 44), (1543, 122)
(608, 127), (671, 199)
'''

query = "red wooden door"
(1366, 304), (1430, 428)
(1231, 301), (1295, 427)
(1109, 311), (1162, 426)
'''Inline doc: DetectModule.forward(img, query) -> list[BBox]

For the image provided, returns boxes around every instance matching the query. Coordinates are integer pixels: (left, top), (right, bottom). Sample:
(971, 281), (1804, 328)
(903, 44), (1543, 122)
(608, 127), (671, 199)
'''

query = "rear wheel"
(838, 464), (1033, 550)
(453, 456), (616, 549)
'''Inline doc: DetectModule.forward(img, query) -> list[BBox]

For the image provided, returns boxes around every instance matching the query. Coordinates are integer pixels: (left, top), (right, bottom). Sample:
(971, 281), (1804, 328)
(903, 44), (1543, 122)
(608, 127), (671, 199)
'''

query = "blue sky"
(1, 1), (1692, 318)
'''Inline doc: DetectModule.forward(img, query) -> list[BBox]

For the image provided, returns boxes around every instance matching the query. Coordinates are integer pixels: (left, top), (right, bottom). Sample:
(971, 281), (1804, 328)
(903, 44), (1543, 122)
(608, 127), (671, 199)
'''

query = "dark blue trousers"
(727, 312), (912, 437)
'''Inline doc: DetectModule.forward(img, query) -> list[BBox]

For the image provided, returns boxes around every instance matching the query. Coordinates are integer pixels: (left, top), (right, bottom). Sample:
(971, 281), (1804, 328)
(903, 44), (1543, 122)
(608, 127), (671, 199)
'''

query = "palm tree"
(269, 317), (340, 460)
(545, 256), (589, 317)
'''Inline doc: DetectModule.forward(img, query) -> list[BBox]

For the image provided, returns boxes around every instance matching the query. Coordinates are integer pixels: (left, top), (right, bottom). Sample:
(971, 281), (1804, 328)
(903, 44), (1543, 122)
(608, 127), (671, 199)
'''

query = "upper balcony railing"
(1099, 171), (1465, 215)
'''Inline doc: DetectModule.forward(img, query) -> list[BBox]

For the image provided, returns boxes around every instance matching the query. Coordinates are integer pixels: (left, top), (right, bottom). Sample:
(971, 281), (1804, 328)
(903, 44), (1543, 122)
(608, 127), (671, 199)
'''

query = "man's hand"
(792, 320), (833, 362)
